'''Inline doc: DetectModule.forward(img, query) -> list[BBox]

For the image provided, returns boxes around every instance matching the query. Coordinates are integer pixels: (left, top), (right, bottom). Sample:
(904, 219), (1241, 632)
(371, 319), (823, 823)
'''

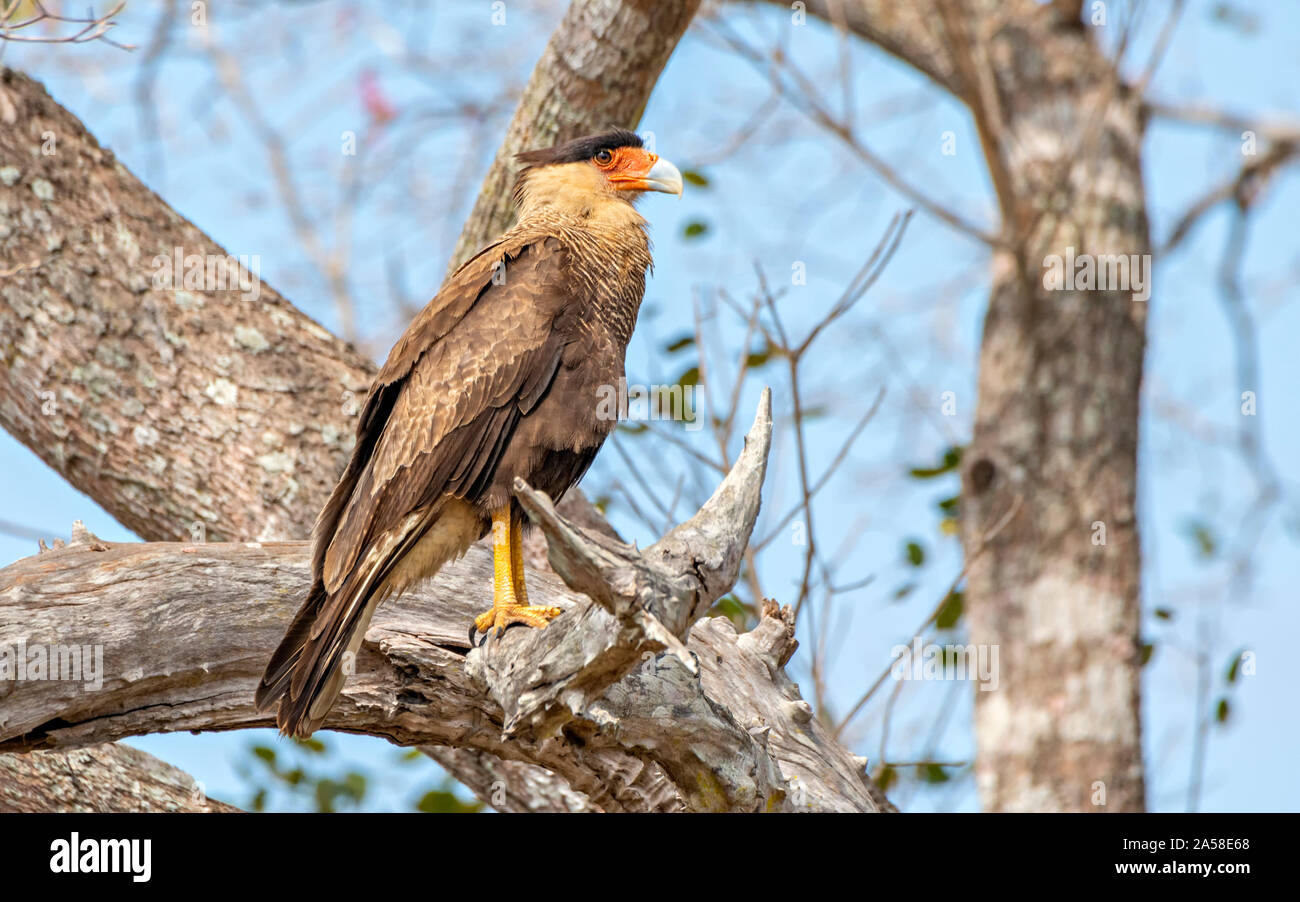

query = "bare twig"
(706, 19), (1001, 247)
(0, 1), (131, 50)
(835, 494), (1023, 738)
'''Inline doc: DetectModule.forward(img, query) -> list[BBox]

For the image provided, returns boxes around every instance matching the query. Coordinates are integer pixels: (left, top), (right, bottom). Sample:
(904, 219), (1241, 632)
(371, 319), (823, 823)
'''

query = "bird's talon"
(473, 603), (562, 638)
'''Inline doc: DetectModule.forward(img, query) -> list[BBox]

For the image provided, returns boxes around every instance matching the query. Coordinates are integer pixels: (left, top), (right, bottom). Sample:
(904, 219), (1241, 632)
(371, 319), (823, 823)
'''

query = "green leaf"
(876, 765), (897, 792)
(416, 789), (482, 814)
(676, 365), (701, 388)
(1226, 648), (1247, 684)
(904, 540), (925, 567)
(682, 221), (709, 239)
(937, 495), (960, 513)
(743, 344), (774, 369)
(664, 334), (695, 353)
(345, 772), (367, 797)
(1153, 607), (1174, 621)
(892, 582), (915, 601)
(294, 737), (326, 753)
(682, 169), (710, 188)
(935, 590), (964, 630)
(920, 763), (950, 784)
(315, 779), (341, 814)
(252, 746), (276, 765)
(416, 790), (456, 813)
(908, 446), (963, 479)
(1215, 697), (1230, 724)
(1138, 642), (1155, 667)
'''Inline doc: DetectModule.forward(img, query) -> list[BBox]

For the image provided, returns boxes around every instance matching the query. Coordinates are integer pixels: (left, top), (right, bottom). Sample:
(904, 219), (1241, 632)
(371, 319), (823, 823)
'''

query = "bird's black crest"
(516, 129), (644, 167)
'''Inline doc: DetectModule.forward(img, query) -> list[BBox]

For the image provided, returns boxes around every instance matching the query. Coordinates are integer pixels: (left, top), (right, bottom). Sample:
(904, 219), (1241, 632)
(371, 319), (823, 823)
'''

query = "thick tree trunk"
(761, 0), (1150, 810)
(0, 69), (370, 546)
(951, 3), (1148, 811)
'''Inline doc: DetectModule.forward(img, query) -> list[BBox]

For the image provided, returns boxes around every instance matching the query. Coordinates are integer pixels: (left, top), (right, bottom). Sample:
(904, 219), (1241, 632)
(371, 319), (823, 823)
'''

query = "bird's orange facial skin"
(599, 147), (667, 192)
(516, 144), (682, 212)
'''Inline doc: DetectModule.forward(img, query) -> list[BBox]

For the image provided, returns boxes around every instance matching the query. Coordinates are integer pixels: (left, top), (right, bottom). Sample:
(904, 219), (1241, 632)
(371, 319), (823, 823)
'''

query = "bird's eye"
(594, 149), (614, 166)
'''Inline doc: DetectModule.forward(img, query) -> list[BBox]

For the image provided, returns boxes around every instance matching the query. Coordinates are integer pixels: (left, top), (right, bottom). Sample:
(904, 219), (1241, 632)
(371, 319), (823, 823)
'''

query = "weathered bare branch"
(1159, 140), (1299, 256)
(417, 747), (597, 813)
(0, 398), (886, 812)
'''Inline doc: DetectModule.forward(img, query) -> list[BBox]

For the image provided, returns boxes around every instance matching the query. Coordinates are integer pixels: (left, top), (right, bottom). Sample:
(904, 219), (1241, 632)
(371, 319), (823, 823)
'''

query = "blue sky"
(2, 0), (1296, 811)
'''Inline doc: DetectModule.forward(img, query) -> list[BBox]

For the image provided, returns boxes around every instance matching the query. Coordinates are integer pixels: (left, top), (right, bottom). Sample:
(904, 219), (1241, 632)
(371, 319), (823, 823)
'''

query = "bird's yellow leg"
(473, 507), (562, 636)
(510, 519), (530, 607)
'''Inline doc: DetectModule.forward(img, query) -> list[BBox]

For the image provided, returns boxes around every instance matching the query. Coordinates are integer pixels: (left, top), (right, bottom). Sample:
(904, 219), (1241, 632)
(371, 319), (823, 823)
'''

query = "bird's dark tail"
(254, 566), (388, 738)
(255, 516), (425, 737)
(255, 501), (480, 737)
(254, 579), (334, 735)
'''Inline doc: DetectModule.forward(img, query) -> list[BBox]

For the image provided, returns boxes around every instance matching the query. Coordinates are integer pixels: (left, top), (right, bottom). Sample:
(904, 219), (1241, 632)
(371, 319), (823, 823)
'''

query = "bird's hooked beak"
(607, 149), (684, 197)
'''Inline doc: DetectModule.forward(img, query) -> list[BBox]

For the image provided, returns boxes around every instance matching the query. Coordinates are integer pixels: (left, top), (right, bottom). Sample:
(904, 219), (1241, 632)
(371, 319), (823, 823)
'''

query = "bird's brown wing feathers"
(322, 234), (573, 589)
(256, 234), (574, 733)
(305, 235), (517, 581)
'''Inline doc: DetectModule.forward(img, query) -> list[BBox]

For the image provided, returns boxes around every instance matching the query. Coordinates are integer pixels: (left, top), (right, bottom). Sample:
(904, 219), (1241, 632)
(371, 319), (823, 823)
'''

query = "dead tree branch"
(1, 400), (887, 811)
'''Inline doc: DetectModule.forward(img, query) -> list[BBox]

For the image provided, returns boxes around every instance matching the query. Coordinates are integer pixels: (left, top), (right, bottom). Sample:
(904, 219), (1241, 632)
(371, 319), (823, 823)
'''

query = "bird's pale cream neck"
(510, 159), (653, 352)
(514, 161), (649, 236)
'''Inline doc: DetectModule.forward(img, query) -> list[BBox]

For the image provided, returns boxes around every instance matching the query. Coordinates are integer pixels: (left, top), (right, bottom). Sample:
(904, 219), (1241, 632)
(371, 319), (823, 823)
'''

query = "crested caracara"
(255, 129), (683, 737)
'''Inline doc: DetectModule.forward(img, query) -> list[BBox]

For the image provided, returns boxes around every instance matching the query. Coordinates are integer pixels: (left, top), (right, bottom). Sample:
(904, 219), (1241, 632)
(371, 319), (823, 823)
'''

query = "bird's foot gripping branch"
(474, 385), (769, 715)
(1, 390), (890, 811)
